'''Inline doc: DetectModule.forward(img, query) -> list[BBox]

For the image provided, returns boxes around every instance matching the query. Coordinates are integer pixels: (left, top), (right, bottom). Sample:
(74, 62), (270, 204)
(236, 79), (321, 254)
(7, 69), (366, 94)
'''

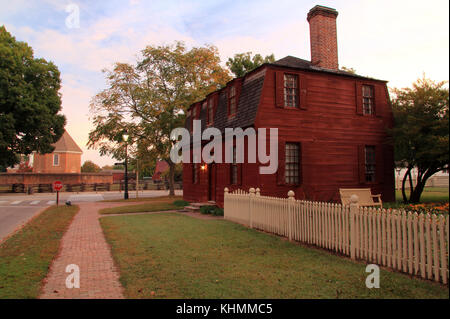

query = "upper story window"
(229, 85), (236, 116)
(362, 85), (375, 115)
(365, 145), (376, 182)
(207, 98), (214, 125)
(53, 154), (59, 166)
(284, 74), (299, 108)
(285, 143), (300, 184)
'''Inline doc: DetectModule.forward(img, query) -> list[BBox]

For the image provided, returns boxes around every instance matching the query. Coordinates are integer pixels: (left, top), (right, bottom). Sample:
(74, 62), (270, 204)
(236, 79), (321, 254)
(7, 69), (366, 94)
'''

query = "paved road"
(0, 190), (183, 242)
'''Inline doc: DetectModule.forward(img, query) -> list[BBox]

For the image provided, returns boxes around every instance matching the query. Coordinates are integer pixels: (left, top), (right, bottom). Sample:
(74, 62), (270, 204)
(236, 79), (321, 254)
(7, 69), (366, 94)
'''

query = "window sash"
(285, 143), (300, 184)
(53, 154), (59, 166)
(365, 146), (376, 182)
(229, 86), (236, 115)
(362, 85), (374, 115)
(284, 74), (299, 108)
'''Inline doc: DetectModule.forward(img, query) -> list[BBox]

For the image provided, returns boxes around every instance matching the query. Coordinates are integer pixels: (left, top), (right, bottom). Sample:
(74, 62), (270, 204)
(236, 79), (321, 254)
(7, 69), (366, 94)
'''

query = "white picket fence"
(224, 187), (449, 284)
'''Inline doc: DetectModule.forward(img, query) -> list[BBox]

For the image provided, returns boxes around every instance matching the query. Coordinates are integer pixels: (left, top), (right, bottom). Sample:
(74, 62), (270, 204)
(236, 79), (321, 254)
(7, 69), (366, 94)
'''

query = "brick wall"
(307, 6), (339, 70)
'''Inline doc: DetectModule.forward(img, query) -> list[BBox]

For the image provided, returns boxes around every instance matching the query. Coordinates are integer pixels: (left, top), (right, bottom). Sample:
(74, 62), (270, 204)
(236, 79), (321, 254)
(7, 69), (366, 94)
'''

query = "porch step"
(184, 206), (200, 212)
(183, 202), (216, 212)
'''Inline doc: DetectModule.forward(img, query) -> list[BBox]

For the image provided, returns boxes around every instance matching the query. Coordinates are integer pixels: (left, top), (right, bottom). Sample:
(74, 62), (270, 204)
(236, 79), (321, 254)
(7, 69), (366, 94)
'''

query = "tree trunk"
(168, 161), (175, 196)
(401, 167), (412, 203)
(409, 169), (437, 203)
(410, 179), (426, 203)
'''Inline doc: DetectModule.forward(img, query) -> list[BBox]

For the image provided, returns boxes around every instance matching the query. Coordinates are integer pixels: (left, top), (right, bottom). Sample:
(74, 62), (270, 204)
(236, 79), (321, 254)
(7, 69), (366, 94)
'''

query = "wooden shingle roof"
(185, 55), (385, 134)
(52, 130), (83, 153)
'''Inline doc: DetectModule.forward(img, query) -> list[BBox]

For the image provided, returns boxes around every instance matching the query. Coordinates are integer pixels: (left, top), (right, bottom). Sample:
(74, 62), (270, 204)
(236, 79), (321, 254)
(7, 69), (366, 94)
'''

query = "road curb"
(0, 205), (51, 246)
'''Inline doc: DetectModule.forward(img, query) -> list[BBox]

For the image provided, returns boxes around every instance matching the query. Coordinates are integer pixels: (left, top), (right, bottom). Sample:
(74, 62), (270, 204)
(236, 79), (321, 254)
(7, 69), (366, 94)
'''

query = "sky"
(1, 0), (449, 166)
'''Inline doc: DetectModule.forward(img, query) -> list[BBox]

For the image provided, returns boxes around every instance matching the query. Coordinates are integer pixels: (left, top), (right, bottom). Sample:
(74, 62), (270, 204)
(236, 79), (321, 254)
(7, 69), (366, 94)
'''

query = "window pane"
(365, 146), (376, 182)
(284, 74), (299, 108)
(285, 143), (300, 184)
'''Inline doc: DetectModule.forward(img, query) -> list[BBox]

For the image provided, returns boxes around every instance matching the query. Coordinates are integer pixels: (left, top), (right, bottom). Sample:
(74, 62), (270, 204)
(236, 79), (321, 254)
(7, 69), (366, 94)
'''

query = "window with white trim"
(53, 154), (59, 166)
(229, 85), (236, 116)
(285, 143), (300, 184)
(365, 146), (376, 182)
(284, 74), (299, 108)
(362, 85), (375, 115)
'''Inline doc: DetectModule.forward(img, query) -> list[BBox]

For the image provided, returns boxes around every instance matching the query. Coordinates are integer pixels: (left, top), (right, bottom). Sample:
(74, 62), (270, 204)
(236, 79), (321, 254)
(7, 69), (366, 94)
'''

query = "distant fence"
(0, 181), (183, 194)
(224, 188), (449, 284)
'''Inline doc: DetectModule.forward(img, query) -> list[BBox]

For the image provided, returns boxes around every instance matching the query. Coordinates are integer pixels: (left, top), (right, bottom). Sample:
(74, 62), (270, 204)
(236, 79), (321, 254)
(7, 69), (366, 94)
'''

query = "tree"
(81, 160), (101, 173)
(341, 66), (356, 74)
(390, 76), (449, 203)
(226, 52), (275, 77)
(88, 41), (231, 195)
(0, 26), (66, 167)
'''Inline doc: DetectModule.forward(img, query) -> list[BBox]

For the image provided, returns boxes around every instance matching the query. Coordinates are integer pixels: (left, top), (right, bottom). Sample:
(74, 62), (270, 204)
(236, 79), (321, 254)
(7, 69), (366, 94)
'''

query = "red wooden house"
(183, 5), (395, 207)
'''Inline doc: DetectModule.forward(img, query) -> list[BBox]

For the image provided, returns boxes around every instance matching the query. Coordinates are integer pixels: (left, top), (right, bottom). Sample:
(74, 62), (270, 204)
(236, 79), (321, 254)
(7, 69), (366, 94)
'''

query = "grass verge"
(0, 205), (78, 298)
(102, 195), (182, 203)
(100, 202), (181, 215)
(395, 187), (449, 203)
(101, 213), (448, 299)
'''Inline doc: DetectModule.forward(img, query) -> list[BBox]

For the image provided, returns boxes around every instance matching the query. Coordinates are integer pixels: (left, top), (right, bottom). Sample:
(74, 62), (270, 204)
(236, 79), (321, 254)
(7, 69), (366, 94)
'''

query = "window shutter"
(376, 145), (384, 183)
(236, 78), (243, 112)
(277, 140), (285, 185)
(358, 145), (365, 184)
(299, 75), (308, 110)
(355, 82), (363, 115)
(275, 71), (284, 108)
(374, 85), (384, 118)
(298, 143), (303, 184)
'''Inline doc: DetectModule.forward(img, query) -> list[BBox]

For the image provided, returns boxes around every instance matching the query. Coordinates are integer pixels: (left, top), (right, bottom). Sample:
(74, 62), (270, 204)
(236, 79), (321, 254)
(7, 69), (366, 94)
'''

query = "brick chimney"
(307, 5), (339, 70)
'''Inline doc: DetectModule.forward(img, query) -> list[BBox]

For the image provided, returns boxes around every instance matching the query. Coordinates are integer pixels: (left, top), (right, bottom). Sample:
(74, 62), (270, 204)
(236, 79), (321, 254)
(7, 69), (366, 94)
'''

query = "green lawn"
(100, 213), (448, 299)
(102, 195), (182, 203)
(100, 202), (182, 215)
(395, 187), (449, 203)
(0, 205), (78, 298)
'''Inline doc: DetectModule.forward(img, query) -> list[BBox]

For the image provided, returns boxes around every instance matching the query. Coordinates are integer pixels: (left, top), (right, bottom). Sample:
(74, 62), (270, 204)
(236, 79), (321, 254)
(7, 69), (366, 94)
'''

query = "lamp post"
(123, 130), (129, 200)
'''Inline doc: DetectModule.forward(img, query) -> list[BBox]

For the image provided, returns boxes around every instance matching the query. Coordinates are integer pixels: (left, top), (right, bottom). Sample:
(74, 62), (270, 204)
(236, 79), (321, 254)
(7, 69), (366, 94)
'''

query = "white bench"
(339, 188), (383, 208)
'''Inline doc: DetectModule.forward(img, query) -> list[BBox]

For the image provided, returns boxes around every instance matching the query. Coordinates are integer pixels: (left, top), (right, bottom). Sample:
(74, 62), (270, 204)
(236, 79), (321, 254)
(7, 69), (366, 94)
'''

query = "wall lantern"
(201, 164), (207, 171)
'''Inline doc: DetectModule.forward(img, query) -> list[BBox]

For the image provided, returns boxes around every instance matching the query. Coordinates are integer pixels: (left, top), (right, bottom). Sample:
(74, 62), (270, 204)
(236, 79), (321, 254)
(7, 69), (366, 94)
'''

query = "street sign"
(53, 181), (63, 206)
(53, 180), (63, 192)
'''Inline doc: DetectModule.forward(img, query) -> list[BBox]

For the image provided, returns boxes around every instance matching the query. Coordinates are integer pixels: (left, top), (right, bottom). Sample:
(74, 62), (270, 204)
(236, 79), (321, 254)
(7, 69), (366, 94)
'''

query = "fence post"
(256, 188), (260, 196)
(249, 188), (255, 228)
(288, 190), (295, 241)
(350, 194), (359, 260)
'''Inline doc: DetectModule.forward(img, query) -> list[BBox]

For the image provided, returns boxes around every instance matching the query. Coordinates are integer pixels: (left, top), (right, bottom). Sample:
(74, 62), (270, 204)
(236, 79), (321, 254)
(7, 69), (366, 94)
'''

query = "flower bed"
(407, 202), (449, 214)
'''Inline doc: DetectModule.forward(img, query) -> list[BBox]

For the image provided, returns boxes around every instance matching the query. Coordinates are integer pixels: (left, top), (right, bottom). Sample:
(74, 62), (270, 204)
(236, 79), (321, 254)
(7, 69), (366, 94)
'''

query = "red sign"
(53, 180), (63, 192)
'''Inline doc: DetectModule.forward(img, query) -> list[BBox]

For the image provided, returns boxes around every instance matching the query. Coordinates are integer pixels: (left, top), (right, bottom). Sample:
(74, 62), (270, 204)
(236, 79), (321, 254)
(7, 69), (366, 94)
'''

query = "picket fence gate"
(224, 187), (449, 284)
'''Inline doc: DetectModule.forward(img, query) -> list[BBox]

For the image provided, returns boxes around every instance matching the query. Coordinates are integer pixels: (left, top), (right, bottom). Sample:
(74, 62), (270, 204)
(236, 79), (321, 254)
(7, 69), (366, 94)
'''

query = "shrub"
(200, 206), (214, 215)
(173, 200), (189, 207)
(199, 206), (223, 216)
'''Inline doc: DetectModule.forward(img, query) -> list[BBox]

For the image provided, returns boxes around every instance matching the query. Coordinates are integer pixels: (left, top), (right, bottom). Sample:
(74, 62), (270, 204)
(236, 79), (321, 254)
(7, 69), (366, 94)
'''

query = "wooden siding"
(183, 65), (395, 207)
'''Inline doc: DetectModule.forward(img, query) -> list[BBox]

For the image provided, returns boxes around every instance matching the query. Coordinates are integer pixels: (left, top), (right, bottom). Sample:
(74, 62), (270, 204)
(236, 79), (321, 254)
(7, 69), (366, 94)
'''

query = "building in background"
(152, 161), (169, 182)
(32, 130), (82, 173)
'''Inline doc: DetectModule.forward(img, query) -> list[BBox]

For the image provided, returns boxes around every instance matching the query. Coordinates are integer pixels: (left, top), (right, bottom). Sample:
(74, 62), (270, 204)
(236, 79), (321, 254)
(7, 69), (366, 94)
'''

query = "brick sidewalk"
(40, 202), (125, 299)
